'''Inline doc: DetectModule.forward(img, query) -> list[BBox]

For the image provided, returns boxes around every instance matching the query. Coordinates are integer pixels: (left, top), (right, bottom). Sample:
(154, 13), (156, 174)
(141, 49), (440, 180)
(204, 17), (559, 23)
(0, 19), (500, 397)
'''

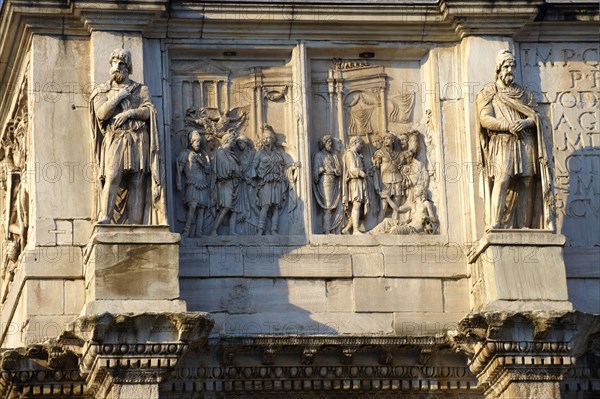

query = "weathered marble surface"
(82, 225), (186, 315)
(0, 1), (598, 398)
(468, 230), (572, 312)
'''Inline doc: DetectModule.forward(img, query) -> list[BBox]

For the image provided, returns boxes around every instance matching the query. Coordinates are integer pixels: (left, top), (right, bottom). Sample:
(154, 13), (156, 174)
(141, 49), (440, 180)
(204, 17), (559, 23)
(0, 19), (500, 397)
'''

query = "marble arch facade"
(0, 1), (599, 398)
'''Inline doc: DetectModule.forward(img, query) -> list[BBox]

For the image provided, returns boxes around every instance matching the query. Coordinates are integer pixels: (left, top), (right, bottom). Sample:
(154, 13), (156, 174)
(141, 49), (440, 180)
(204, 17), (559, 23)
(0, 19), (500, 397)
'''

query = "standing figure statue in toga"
(89, 49), (167, 225)
(476, 49), (554, 230)
(312, 135), (342, 234)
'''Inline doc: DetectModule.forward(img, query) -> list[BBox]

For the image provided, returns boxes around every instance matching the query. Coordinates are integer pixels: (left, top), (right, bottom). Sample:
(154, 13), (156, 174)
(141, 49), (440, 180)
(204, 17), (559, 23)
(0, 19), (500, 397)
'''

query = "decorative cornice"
(440, 0), (545, 38)
(469, 339), (573, 389)
(449, 311), (600, 396)
(0, 342), (84, 398)
(0, 312), (214, 398)
(165, 364), (481, 394)
(2, 323), (600, 397)
(164, 334), (481, 397)
(220, 334), (449, 348)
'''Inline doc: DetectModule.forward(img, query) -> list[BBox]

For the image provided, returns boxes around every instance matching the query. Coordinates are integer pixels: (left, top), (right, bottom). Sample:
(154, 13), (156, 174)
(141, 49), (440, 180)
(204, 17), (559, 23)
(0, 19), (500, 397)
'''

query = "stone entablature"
(0, 318), (482, 398)
(1, 313), (599, 398)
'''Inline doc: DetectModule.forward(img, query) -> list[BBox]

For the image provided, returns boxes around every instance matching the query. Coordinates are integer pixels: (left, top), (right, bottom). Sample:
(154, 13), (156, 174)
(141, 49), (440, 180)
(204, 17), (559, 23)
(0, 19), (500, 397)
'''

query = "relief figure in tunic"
(312, 135), (342, 234)
(211, 132), (242, 235)
(341, 137), (369, 235)
(476, 50), (552, 229)
(253, 127), (292, 235)
(89, 49), (166, 224)
(176, 130), (211, 237)
(236, 135), (260, 235)
(400, 130), (428, 205)
(372, 132), (405, 222)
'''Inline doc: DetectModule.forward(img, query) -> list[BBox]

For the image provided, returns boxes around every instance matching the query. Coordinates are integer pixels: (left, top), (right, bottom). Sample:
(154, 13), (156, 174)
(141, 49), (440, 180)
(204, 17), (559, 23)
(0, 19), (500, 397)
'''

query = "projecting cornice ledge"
(441, 0), (544, 38)
(449, 311), (600, 398)
(0, 313), (214, 399)
(1, 1), (599, 44)
(442, 0), (599, 40)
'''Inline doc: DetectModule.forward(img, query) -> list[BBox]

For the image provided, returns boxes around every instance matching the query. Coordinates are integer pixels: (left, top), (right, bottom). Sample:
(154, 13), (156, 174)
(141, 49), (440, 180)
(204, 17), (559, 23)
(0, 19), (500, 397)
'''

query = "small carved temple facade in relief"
(0, 1), (599, 399)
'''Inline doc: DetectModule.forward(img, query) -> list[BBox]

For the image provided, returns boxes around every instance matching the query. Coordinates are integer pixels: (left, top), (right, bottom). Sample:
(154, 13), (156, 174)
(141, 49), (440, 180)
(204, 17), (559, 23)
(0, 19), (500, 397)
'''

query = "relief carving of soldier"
(176, 130), (211, 237)
(89, 49), (167, 225)
(372, 132), (405, 222)
(476, 49), (553, 229)
(312, 135), (342, 234)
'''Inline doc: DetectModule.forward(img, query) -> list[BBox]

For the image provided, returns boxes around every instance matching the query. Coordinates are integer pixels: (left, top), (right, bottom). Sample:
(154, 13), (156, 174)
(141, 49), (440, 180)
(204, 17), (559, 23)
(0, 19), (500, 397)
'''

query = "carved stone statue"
(211, 132), (242, 235)
(89, 49), (167, 225)
(176, 130), (211, 237)
(372, 132), (406, 222)
(341, 136), (369, 235)
(476, 50), (552, 229)
(370, 184), (437, 235)
(312, 135), (342, 234)
(253, 126), (298, 235)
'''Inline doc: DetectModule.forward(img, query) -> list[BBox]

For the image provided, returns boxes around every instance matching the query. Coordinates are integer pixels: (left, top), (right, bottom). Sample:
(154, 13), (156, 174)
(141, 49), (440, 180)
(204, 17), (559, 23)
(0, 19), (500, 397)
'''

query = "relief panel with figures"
(310, 58), (438, 235)
(170, 55), (303, 238)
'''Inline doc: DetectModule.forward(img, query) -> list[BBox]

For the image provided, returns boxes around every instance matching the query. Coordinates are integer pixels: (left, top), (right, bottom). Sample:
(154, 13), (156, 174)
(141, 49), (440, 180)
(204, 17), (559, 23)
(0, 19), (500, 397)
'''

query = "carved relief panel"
(0, 78), (29, 302)
(169, 53), (303, 238)
(310, 55), (438, 235)
(167, 47), (445, 240)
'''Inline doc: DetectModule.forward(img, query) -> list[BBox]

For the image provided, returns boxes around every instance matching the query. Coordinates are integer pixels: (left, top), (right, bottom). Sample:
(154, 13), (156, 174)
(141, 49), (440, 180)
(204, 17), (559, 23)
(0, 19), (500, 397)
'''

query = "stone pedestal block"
(82, 225), (186, 315)
(468, 230), (572, 313)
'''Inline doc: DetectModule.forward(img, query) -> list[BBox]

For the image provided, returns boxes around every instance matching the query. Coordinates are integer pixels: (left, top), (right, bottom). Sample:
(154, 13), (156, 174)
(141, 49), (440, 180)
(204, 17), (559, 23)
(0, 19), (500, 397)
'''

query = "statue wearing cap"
(476, 50), (554, 230)
(89, 49), (167, 225)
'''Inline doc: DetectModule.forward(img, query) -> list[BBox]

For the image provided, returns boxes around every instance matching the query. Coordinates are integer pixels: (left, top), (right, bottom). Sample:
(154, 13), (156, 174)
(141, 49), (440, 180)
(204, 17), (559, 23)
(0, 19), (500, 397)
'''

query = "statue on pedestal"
(89, 49), (167, 225)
